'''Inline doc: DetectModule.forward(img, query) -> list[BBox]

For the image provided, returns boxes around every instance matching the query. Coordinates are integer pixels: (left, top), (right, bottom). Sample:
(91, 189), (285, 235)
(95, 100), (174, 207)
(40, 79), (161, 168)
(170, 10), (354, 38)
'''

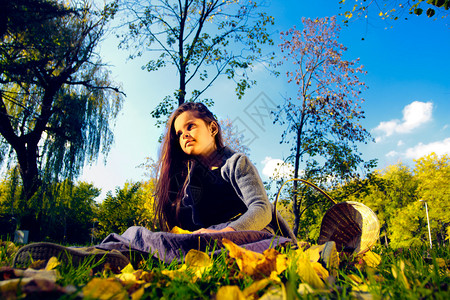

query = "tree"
(344, 163), (418, 247)
(117, 0), (276, 125)
(414, 153), (449, 245)
(0, 0), (123, 238)
(40, 180), (100, 244)
(275, 16), (374, 236)
(96, 181), (156, 239)
(0, 0), (75, 38)
(339, 0), (449, 22)
(219, 118), (250, 155)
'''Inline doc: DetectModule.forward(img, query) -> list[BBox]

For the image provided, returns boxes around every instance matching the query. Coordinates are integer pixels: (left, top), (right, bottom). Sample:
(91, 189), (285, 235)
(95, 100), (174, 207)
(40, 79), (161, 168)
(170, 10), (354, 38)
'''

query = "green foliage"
(0, 0), (124, 205)
(335, 153), (449, 249)
(96, 180), (158, 240)
(117, 0), (277, 122)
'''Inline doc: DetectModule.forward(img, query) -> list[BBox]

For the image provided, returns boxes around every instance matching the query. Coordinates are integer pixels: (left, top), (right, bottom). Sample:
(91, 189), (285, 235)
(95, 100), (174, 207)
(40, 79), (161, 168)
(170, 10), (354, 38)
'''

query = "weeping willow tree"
(0, 0), (123, 238)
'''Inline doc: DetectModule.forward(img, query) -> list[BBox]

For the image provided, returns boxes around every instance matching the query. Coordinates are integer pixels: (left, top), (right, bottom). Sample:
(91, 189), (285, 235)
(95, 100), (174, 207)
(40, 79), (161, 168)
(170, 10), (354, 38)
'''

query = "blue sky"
(80, 1), (450, 198)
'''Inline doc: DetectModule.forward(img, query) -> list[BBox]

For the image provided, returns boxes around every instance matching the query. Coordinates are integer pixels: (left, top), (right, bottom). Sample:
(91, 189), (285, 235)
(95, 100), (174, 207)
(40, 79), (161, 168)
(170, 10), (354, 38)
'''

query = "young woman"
(13, 102), (295, 271)
(155, 102), (284, 235)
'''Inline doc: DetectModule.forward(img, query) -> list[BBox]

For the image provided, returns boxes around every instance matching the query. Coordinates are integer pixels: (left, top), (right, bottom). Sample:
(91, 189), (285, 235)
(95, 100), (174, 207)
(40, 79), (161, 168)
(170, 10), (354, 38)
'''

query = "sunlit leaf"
(297, 283), (314, 295)
(131, 286), (145, 300)
(243, 278), (271, 297)
(185, 249), (212, 278)
(82, 278), (128, 300)
(216, 285), (246, 300)
(45, 257), (60, 271)
(170, 226), (193, 234)
(348, 274), (364, 285)
(296, 257), (325, 289)
(311, 262), (329, 280)
(161, 264), (187, 280)
(222, 238), (287, 279)
(362, 250), (381, 268)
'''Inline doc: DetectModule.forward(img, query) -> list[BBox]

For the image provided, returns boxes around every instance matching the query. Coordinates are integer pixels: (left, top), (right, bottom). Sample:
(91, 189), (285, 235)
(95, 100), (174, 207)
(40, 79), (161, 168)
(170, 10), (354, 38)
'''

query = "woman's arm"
(221, 153), (272, 231)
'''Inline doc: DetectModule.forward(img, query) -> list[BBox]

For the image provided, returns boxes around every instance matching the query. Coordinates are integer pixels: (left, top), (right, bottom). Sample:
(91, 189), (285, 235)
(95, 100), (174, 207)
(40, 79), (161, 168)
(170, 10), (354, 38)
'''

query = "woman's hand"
(193, 227), (235, 234)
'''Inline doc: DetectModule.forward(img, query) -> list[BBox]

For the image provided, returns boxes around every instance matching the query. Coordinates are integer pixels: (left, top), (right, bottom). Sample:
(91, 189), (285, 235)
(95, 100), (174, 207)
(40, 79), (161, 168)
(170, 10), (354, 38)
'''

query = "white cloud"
(405, 138), (450, 159)
(397, 140), (404, 147)
(261, 157), (294, 179)
(374, 101), (433, 139)
(386, 150), (399, 157)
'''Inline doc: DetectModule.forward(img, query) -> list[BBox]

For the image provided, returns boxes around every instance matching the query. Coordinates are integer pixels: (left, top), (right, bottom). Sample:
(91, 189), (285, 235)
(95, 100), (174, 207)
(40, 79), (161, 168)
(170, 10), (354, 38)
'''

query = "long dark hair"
(154, 102), (224, 230)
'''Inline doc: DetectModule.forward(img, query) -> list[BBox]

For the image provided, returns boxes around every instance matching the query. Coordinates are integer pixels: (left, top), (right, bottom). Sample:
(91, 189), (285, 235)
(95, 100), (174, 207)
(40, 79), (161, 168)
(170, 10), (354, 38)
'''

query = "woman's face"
(174, 111), (217, 158)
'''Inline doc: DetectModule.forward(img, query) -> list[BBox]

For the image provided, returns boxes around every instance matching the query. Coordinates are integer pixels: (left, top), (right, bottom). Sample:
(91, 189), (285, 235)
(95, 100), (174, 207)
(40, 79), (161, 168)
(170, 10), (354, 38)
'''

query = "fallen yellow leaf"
(161, 264), (188, 280)
(306, 245), (322, 262)
(311, 262), (329, 280)
(170, 226), (193, 234)
(243, 278), (271, 297)
(296, 257), (325, 289)
(297, 283), (314, 295)
(216, 285), (246, 300)
(82, 278), (128, 300)
(45, 256), (60, 271)
(185, 249), (212, 279)
(131, 286), (145, 300)
(347, 274), (364, 285)
(362, 250), (381, 268)
(222, 238), (287, 279)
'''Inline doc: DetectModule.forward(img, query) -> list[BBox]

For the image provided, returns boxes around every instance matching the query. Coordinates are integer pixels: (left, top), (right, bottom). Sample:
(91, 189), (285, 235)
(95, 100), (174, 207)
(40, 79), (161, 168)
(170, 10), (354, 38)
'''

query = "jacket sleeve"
(221, 153), (272, 231)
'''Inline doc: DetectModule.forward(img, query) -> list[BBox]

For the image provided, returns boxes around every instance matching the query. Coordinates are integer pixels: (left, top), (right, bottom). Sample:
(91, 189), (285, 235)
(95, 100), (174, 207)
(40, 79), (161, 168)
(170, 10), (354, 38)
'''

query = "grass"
(1, 240), (449, 299)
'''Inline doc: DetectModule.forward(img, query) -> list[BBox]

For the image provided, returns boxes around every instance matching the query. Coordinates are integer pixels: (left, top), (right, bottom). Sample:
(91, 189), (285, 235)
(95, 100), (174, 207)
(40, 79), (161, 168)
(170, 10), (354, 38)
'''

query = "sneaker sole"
(13, 242), (130, 273)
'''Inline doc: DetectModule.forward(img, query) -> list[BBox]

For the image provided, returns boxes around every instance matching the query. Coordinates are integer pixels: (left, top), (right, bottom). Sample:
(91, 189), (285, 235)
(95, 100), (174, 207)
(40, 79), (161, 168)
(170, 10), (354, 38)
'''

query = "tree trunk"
(292, 124), (302, 236)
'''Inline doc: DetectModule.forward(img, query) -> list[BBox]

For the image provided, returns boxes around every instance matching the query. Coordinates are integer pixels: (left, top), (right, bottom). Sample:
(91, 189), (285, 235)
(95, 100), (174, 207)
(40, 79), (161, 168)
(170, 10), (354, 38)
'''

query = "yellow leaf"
(45, 256), (60, 270)
(297, 283), (314, 295)
(185, 249), (212, 279)
(216, 285), (246, 300)
(121, 263), (136, 274)
(161, 264), (187, 280)
(131, 287), (145, 300)
(82, 278), (128, 300)
(379, 11), (383, 16)
(185, 249), (211, 268)
(348, 274), (364, 285)
(362, 251), (381, 268)
(243, 278), (271, 297)
(222, 238), (287, 279)
(311, 262), (329, 280)
(352, 283), (369, 292)
(296, 257), (325, 289)
(436, 258), (447, 268)
(306, 245), (322, 262)
(116, 263), (143, 284)
(170, 226), (193, 234)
